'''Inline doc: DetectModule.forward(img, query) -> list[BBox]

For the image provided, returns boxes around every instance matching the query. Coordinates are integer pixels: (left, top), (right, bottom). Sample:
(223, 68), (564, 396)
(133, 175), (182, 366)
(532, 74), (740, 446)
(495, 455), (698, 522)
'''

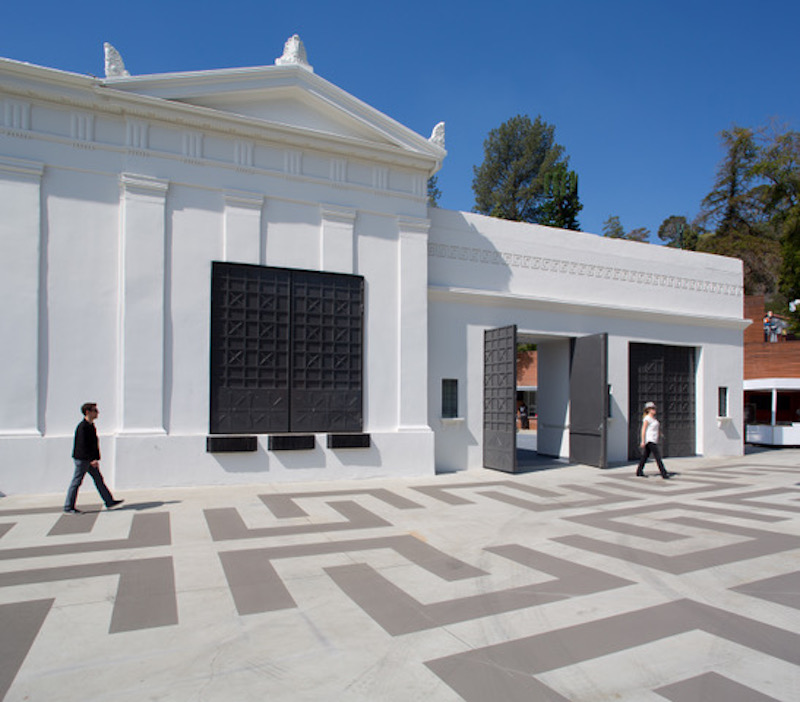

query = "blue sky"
(3, 0), (798, 241)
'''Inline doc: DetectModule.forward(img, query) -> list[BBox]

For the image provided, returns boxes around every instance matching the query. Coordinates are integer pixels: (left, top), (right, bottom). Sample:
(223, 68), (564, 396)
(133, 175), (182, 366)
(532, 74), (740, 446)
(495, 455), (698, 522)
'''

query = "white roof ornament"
(104, 42), (130, 78)
(275, 34), (313, 72)
(429, 122), (445, 149)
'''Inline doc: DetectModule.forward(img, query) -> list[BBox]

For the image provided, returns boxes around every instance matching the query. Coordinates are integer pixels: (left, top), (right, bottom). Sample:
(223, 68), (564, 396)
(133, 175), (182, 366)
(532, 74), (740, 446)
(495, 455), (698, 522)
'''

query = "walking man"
(64, 403), (123, 513)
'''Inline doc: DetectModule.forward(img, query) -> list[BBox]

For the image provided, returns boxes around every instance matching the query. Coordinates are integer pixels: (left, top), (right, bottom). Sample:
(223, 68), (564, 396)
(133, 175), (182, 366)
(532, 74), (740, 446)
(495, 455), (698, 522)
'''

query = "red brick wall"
(517, 350), (537, 387)
(744, 296), (800, 379)
(516, 350), (537, 430)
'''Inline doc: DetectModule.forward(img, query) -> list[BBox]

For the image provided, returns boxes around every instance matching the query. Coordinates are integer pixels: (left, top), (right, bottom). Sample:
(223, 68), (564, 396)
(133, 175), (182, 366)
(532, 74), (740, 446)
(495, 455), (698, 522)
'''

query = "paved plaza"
(1, 448), (799, 701)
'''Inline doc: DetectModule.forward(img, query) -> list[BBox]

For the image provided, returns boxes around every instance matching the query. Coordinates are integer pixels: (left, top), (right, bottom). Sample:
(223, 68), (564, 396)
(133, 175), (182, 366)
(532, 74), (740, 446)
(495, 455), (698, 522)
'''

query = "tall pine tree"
(472, 115), (582, 229)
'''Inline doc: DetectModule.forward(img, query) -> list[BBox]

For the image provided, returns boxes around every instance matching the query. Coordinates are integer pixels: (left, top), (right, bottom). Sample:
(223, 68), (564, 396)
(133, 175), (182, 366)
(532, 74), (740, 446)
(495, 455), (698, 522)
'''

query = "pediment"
(103, 64), (445, 162)
(178, 90), (396, 145)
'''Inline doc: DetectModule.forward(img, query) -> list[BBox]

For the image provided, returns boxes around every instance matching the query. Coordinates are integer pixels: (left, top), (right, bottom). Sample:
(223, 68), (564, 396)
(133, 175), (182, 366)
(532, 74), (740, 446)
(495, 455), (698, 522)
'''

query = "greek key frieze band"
(427, 242), (742, 296)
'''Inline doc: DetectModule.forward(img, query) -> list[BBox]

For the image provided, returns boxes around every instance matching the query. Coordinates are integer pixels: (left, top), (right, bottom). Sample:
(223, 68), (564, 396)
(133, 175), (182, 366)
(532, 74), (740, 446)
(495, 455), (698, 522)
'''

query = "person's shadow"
(80, 500), (181, 512)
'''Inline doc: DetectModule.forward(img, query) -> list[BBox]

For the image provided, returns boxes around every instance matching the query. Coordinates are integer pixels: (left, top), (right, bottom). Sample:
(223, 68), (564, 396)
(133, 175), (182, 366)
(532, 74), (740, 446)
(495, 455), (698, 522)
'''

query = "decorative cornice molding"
(428, 285), (750, 330)
(2, 54), (445, 171)
(428, 242), (742, 297)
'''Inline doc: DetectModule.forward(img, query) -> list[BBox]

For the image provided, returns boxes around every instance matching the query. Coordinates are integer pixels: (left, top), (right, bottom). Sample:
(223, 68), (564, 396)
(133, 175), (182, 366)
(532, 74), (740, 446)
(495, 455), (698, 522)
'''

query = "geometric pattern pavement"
(0, 449), (799, 700)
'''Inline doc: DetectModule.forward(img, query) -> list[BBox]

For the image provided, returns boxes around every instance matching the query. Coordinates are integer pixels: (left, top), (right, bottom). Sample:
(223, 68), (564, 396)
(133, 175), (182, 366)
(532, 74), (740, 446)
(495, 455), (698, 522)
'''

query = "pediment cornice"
(103, 63), (445, 165)
(0, 57), (445, 172)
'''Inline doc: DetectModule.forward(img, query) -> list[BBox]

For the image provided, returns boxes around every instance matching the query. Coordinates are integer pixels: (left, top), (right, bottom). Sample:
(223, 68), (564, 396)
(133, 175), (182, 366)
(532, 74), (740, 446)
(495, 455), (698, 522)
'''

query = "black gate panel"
(210, 263), (290, 434)
(629, 343), (696, 458)
(290, 271), (363, 433)
(569, 333), (608, 468)
(483, 325), (517, 473)
(210, 263), (363, 435)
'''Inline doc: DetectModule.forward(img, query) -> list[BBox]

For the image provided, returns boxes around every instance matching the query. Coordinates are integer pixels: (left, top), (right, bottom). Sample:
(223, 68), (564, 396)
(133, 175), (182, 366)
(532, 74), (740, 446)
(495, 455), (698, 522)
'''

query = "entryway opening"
(483, 327), (608, 473)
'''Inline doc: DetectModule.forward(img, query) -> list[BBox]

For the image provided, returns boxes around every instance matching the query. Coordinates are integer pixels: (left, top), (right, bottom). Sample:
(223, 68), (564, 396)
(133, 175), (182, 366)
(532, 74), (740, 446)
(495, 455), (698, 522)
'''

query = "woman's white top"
(643, 415), (660, 444)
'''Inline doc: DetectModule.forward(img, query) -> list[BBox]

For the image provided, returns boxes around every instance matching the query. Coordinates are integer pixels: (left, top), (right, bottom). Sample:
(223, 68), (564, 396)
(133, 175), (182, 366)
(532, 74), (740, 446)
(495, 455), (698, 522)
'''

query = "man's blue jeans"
(65, 459), (114, 510)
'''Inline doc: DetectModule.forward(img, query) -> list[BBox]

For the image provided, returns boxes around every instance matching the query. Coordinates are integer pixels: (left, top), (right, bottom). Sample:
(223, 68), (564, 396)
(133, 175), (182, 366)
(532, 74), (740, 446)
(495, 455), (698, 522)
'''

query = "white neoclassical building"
(0, 38), (747, 494)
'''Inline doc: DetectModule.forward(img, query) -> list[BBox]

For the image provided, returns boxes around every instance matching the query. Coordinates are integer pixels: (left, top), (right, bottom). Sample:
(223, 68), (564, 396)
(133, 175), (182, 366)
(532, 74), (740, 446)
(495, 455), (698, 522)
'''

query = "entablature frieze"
(428, 242), (742, 298)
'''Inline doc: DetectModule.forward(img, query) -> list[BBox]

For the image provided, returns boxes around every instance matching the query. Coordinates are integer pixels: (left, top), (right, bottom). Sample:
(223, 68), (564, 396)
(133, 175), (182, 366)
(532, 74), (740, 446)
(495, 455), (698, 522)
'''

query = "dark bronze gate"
(210, 262), (364, 435)
(483, 325), (517, 472)
(569, 333), (609, 468)
(628, 343), (696, 458)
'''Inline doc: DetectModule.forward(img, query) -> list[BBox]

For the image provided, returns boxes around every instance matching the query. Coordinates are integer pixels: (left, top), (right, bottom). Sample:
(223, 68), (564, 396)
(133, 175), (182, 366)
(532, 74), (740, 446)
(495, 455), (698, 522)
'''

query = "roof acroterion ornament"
(103, 42), (130, 78)
(429, 122), (445, 149)
(275, 34), (313, 72)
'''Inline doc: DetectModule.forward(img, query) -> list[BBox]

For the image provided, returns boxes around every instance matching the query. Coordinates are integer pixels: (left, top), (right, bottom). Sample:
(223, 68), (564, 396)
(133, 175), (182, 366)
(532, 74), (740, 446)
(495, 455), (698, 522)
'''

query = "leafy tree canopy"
(694, 123), (799, 297)
(602, 215), (650, 242)
(472, 114), (582, 229)
(657, 215), (698, 250)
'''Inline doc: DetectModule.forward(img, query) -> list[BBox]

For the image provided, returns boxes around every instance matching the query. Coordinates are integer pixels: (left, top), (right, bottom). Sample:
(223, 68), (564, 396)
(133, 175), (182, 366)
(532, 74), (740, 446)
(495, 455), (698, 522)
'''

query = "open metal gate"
(569, 333), (608, 468)
(483, 325), (517, 472)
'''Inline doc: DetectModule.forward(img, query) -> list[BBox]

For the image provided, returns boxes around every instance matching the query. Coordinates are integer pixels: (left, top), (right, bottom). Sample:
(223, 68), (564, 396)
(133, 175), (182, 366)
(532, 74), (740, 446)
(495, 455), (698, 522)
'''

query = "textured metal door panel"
(483, 325), (517, 473)
(210, 263), (290, 434)
(290, 270), (364, 433)
(628, 343), (696, 458)
(663, 345), (696, 456)
(569, 333), (608, 468)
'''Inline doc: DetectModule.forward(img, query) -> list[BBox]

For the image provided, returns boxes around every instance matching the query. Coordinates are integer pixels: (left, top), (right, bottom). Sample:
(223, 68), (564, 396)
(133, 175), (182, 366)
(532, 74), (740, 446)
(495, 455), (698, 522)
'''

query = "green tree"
(696, 125), (783, 295)
(602, 215), (625, 238)
(427, 175), (442, 208)
(754, 127), (800, 299)
(602, 215), (649, 242)
(658, 215), (698, 249)
(472, 114), (581, 227)
(697, 126), (763, 236)
(538, 162), (582, 229)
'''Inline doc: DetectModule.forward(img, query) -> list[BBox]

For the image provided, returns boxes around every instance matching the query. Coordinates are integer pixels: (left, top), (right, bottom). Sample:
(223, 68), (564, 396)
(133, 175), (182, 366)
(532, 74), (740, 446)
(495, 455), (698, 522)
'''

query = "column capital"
(0, 156), (44, 183)
(224, 190), (264, 211)
(321, 204), (356, 225)
(120, 173), (169, 198)
(397, 216), (430, 236)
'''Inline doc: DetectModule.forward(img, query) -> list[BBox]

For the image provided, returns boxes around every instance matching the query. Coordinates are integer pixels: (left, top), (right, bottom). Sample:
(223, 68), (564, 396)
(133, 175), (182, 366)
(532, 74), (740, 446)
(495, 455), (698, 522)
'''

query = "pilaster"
(397, 216), (430, 430)
(223, 190), (264, 264)
(118, 173), (169, 433)
(0, 157), (44, 435)
(320, 205), (356, 274)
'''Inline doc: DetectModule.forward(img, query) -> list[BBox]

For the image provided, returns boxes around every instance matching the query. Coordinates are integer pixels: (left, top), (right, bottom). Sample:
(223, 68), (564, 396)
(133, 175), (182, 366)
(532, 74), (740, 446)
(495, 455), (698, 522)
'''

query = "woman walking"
(635, 402), (671, 479)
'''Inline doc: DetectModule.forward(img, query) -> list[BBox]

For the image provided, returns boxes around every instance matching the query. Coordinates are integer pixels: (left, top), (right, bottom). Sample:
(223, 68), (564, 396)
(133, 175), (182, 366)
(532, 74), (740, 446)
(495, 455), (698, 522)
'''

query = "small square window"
(718, 387), (728, 417)
(442, 379), (458, 418)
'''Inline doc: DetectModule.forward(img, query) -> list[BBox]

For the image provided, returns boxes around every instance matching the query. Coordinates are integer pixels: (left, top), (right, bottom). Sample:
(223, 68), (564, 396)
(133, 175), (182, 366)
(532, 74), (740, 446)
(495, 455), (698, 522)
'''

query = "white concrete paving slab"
(0, 448), (799, 700)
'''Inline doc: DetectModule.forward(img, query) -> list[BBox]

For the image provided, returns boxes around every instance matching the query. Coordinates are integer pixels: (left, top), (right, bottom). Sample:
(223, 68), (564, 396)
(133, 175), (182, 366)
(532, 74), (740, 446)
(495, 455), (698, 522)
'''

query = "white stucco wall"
(0, 56), (746, 495)
(427, 208), (746, 470)
(0, 58), (439, 494)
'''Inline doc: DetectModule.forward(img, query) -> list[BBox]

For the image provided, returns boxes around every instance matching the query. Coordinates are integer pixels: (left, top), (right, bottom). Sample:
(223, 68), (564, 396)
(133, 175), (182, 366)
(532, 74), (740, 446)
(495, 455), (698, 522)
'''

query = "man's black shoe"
(106, 499), (124, 509)
(63, 508), (82, 514)
(635, 473), (648, 477)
